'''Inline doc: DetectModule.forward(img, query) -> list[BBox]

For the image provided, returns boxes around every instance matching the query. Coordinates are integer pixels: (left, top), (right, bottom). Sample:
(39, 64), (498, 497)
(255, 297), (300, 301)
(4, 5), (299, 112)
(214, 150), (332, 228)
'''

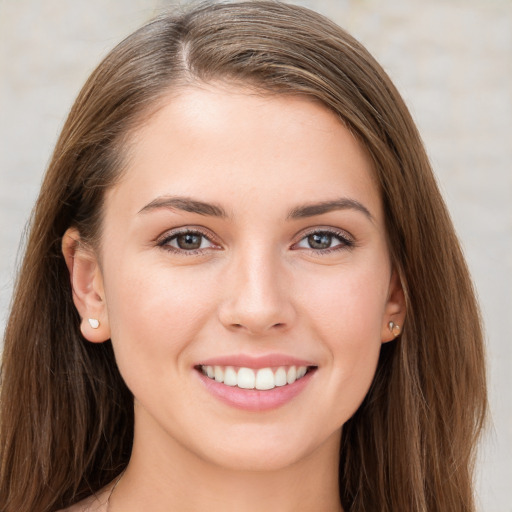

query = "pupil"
(177, 233), (202, 250)
(308, 233), (332, 249)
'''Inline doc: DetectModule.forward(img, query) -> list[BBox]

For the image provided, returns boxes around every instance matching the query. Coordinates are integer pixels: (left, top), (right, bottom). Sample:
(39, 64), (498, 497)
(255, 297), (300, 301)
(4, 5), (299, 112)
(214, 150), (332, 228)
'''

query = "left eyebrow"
(138, 195), (228, 218)
(287, 198), (374, 222)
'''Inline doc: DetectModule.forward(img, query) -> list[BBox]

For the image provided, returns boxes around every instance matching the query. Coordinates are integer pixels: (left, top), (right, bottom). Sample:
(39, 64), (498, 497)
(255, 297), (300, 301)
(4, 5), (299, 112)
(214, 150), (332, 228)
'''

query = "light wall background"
(1, 0), (510, 510)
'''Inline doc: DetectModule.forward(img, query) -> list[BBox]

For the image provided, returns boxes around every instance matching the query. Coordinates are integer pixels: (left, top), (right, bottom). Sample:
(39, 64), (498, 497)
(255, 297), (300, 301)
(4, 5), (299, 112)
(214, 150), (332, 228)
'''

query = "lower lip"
(196, 369), (315, 412)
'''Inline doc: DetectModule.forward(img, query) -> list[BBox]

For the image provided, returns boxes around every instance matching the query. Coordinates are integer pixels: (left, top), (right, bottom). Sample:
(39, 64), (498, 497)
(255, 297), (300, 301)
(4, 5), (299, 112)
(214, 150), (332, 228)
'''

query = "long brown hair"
(0, 2), (486, 511)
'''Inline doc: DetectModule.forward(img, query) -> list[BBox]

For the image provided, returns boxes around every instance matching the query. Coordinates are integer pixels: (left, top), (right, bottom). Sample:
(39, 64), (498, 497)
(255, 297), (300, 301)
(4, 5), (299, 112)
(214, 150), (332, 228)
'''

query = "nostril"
(231, 321), (287, 332)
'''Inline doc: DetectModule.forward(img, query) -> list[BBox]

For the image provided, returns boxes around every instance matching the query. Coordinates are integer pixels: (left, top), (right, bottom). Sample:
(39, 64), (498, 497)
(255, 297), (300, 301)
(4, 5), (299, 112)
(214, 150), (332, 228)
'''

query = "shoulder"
(56, 486), (110, 512)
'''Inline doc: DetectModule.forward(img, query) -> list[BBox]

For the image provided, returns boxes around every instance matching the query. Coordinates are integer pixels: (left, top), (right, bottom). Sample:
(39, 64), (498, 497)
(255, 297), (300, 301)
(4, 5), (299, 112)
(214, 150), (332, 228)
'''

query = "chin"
(204, 445), (310, 473)
(192, 423), (340, 473)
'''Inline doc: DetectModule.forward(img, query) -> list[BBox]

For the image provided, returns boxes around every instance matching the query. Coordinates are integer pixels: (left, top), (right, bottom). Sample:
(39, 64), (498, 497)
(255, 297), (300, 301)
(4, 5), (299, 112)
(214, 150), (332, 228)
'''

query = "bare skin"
(59, 485), (111, 511)
(62, 83), (405, 512)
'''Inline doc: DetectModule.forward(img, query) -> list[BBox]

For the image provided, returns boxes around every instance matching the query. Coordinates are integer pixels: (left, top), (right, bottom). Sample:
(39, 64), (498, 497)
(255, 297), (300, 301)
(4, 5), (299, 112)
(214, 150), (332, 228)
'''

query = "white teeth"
(200, 364), (311, 390)
(237, 367), (256, 389)
(255, 368), (275, 390)
(297, 366), (307, 379)
(223, 366), (237, 386)
(274, 366), (287, 387)
(214, 366), (224, 382)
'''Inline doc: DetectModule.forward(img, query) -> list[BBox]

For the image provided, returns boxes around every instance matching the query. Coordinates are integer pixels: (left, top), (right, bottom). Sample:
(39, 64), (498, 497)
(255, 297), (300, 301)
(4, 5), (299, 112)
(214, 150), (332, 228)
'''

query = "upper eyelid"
(155, 225), (354, 249)
(290, 228), (356, 254)
(156, 226), (218, 244)
(156, 229), (222, 255)
(293, 226), (354, 242)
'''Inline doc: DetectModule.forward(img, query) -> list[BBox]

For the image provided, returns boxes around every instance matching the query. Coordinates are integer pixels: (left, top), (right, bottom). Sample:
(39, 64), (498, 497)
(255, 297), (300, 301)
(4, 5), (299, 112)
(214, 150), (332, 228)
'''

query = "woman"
(0, 2), (487, 511)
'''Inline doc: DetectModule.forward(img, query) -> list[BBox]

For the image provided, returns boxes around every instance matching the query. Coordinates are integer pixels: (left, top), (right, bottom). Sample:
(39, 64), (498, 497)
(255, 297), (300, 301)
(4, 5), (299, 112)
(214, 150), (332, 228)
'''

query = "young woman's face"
(93, 84), (403, 471)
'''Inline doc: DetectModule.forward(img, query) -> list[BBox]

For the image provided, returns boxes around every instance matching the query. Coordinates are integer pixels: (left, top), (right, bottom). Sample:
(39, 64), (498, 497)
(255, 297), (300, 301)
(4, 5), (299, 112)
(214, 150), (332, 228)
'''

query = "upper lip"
(196, 354), (316, 369)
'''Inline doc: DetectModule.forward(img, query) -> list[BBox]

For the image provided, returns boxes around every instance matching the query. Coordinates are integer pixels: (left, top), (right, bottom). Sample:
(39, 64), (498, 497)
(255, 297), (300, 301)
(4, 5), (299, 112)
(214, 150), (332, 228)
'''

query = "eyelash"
(157, 228), (221, 256)
(156, 227), (355, 256)
(292, 228), (355, 255)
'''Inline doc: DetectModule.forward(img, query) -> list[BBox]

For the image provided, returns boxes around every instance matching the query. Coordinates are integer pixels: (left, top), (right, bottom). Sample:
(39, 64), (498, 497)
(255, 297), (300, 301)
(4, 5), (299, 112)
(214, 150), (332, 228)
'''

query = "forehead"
(107, 83), (382, 222)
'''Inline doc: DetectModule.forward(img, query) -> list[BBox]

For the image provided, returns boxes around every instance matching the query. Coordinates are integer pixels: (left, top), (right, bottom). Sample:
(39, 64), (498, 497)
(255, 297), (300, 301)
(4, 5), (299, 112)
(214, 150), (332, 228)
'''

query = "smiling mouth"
(196, 365), (317, 391)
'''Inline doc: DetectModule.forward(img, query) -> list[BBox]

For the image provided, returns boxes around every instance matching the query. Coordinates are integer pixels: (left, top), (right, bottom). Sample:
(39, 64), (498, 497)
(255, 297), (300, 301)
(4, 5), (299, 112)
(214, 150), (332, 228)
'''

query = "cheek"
(301, 262), (388, 345)
(102, 259), (217, 375)
(297, 263), (388, 411)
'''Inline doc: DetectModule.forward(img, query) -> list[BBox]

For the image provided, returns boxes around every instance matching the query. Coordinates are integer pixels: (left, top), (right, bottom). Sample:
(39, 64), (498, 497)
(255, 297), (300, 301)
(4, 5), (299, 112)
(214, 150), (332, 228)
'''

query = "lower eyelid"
(157, 230), (217, 249)
(156, 228), (353, 253)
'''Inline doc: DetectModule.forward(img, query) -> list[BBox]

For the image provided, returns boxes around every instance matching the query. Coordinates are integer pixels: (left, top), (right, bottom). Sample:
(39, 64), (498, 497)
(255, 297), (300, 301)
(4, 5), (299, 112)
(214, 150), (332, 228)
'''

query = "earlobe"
(62, 228), (111, 343)
(381, 270), (406, 343)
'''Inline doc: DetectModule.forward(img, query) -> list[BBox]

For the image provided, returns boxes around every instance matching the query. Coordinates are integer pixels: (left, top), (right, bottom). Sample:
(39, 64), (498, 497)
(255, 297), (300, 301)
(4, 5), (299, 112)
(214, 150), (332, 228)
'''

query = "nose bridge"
(219, 241), (293, 334)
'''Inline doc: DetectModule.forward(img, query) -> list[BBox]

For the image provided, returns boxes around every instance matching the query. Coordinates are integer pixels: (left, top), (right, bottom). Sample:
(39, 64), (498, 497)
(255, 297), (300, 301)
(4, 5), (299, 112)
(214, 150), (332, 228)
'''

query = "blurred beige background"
(1, 0), (510, 510)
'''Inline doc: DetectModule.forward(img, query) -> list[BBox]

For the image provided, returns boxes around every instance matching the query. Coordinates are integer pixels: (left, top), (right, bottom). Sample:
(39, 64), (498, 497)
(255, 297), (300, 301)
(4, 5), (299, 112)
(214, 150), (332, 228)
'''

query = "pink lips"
(197, 354), (315, 369)
(194, 354), (317, 412)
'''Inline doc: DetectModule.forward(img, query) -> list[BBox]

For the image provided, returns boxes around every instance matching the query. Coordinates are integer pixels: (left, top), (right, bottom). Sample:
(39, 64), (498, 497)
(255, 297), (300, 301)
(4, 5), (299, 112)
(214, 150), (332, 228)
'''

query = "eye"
(157, 229), (219, 253)
(293, 229), (353, 252)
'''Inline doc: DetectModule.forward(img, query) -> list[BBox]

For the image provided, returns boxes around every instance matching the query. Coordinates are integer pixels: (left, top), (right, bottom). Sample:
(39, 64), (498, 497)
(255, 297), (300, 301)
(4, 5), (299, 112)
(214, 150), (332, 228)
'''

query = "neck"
(110, 408), (343, 512)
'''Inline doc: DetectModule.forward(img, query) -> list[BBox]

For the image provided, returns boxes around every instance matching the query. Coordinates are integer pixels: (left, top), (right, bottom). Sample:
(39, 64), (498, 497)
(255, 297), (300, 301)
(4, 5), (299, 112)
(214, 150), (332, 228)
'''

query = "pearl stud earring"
(388, 321), (401, 337)
(88, 318), (100, 329)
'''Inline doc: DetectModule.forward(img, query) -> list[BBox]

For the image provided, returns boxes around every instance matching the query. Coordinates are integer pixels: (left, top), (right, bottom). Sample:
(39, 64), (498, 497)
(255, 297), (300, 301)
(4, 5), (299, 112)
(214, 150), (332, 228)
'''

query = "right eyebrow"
(138, 195), (228, 218)
(286, 197), (374, 223)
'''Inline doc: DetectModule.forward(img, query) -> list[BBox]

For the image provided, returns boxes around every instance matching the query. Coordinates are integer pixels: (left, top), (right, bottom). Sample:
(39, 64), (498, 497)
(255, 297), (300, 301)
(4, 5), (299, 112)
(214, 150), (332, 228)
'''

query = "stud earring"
(88, 318), (100, 329)
(388, 321), (401, 337)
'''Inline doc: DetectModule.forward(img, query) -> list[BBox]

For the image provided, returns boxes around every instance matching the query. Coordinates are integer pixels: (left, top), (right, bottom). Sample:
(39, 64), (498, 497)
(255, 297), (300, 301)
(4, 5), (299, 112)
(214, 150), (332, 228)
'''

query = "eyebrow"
(287, 198), (373, 221)
(138, 195), (373, 222)
(138, 196), (228, 218)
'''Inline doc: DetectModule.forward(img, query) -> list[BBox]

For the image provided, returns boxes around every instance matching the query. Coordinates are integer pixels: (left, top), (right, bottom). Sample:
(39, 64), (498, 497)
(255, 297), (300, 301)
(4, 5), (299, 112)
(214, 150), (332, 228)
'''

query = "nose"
(218, 248), (296, 336)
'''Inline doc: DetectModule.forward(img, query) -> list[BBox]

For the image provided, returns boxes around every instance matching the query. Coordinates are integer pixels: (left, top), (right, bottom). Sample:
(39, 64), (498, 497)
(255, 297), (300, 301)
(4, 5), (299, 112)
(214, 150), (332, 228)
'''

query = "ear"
(381, 269), (406, 343)
(62, 227), (111, 343)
